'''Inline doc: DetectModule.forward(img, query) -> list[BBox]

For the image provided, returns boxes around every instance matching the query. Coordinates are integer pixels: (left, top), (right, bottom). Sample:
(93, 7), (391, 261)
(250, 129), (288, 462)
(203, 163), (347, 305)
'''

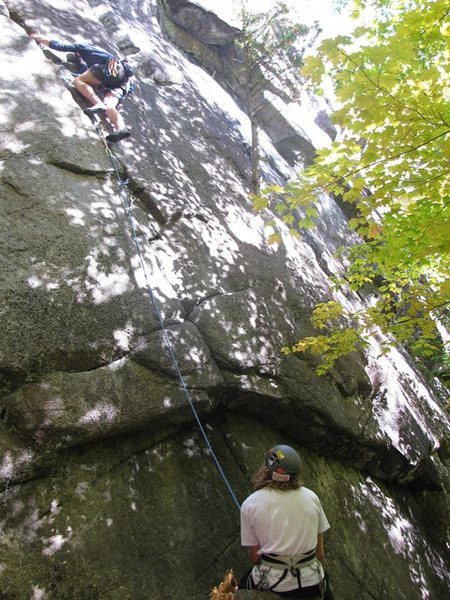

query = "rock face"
(162, 0), (240, 46)
(0, 0), (449, 599)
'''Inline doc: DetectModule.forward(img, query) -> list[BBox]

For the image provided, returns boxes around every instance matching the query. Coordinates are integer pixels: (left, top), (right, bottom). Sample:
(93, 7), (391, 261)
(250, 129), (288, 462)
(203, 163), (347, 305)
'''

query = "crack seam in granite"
(47, 159), (114, 177)
(193, 527), (240, 583)
(335, 556), (379, 600)
(186, 287), (250, 316)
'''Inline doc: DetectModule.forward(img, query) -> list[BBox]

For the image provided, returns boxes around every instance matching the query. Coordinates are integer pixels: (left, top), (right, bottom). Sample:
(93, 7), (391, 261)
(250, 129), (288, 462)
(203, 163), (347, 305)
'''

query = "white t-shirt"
(240, 486), (330, 592)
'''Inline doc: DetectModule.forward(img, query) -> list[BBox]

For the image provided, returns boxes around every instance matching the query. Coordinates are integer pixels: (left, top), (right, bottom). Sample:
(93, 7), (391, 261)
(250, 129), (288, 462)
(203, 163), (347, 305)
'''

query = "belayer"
(30, 33), (134, 143)
(240, 445), (332, 599)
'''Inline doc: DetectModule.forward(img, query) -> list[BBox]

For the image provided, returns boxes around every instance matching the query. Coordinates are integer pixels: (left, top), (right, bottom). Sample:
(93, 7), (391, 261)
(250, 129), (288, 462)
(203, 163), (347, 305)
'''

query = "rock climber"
(240, 444), (330, 599)
(30, 33), (133, 143)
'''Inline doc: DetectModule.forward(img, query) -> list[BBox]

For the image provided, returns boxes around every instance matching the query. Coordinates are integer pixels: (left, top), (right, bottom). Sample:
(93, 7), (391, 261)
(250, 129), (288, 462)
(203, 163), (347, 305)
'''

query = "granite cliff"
(0, 0), (449, 598)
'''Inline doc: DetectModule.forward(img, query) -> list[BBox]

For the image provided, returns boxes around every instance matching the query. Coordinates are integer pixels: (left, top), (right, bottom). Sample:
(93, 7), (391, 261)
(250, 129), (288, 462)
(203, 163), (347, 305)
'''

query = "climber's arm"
(30, 34), (50, 46)
(48, 40), (81, 52)
(316, 533), (325, 561)
(247, 545), (261, 565)
(29, 34), (80, 53)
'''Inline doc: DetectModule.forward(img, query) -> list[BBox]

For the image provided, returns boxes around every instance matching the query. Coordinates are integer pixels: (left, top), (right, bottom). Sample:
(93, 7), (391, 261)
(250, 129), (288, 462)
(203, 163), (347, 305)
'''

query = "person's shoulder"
(299, 486), (321, 501)
(242, 489), (261, 504)
(241, 488), (268, 508)
(240, 493), (254, 513)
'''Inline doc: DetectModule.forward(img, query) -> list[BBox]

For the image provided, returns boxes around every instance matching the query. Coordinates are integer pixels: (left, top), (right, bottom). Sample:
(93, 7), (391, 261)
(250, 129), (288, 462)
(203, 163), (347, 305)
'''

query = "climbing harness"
(256, 549), (323, 594)
(262, 549), (318, 590)
(102, 80), (134, 106)
(260, 549), (318, 572)
(245, 549), (325, 597)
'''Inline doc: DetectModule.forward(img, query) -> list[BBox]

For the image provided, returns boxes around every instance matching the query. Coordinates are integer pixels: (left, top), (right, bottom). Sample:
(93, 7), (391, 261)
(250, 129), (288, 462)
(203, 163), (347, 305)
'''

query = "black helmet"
(265, 444), (301, 481)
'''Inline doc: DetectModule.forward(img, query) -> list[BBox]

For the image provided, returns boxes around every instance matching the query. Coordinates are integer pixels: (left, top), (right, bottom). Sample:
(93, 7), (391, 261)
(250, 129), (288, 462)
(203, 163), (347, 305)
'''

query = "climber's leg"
(74, 70), (105, 112)
(103, 91), (131, 142)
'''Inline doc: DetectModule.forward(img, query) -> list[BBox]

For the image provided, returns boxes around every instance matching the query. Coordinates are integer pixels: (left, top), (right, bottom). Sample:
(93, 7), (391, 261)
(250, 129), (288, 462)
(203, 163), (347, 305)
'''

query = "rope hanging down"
(93, 119), (241, 510)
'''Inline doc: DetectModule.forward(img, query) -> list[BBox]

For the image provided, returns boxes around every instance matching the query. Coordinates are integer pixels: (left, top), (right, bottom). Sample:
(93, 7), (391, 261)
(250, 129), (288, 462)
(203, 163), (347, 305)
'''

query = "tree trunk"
(248, 94), (260, 195)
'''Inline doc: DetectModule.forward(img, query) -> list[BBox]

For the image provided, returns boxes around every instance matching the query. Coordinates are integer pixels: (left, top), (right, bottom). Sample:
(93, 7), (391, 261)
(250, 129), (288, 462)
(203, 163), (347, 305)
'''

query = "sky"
(193, 0), (356, 37)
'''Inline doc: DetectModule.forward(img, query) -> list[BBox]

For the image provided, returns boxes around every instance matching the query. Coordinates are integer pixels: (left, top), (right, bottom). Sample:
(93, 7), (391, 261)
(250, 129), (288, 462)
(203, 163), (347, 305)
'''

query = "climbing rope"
(90, 117), (241, 511)
(38, 46), (241, 508)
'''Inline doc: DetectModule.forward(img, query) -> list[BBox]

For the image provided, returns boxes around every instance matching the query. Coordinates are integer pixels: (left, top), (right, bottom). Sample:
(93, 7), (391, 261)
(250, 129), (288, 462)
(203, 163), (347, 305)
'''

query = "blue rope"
(104, 144), (241, 510)
(44, 57), (241, 510)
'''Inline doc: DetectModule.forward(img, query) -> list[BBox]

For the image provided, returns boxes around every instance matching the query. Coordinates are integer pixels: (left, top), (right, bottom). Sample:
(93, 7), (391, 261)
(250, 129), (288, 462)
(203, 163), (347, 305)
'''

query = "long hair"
(252, 465), (302, 492)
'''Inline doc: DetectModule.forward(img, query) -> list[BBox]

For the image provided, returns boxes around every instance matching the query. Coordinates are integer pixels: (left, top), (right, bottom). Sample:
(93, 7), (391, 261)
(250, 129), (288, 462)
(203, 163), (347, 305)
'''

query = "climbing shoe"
(84, 103), (107, 115)
(106, 129), (131, 143)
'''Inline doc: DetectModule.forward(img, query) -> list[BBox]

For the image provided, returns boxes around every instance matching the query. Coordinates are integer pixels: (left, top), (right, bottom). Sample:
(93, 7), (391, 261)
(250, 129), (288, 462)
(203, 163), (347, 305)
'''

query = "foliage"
(281, 302), (363, 375)
(258, 0), (450, 376)
(234, 1), (318, 193)
(235, 1), (311, 98)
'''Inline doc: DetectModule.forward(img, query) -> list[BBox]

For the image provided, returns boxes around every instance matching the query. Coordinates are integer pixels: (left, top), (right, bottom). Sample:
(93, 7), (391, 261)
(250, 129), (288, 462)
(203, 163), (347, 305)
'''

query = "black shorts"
(89, 62), (126, 89)
(276, 586), (322, 599)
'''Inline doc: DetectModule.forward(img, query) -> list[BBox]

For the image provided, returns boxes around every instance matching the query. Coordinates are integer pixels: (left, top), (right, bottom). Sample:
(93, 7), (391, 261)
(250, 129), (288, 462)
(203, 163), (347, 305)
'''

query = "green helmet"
(265, 444), (301, 481)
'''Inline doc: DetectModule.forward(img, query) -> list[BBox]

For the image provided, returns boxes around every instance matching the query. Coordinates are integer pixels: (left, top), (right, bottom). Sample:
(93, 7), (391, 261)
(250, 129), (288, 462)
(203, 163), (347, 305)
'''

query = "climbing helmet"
(265, 444), (301, 481)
